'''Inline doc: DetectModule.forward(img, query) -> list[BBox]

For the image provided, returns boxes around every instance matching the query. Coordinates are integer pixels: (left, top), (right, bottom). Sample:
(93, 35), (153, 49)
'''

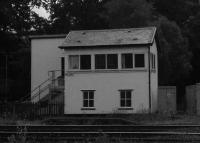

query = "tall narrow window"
(80, 55), (91, 70)
(107, 54), (118, 69)
(120, 90), (132, 107)
(95, 54), (106, 69)
(135, 54), (145, 68)
(122, 53), (133, 69)
(69, 55), (79, 69)
(82, 90), (94, 107)
(61, 57), (65, 76)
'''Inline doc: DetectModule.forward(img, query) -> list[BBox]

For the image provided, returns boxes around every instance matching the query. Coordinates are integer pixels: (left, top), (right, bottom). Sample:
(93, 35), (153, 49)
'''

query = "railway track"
(1, 125), (200, 142)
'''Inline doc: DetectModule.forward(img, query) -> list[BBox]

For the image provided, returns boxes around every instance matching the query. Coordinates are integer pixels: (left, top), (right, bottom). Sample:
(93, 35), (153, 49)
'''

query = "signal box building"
(30, 27), (158, 114)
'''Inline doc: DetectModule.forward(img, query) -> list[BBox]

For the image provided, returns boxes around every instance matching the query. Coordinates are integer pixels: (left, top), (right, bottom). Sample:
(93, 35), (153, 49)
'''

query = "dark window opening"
(95, 54), (106, 69)
(122, 53), (133, 69)
(107, 54), (118, 69)
(135, 54), (145, 68)
(80, 55), (91, 70)
(61, 57), (65, 76)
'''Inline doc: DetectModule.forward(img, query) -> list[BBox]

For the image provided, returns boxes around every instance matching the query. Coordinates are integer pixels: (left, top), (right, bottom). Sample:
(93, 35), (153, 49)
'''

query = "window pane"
(89, 100), (94, 107)
(120, 91), (125, 99)
(80, 55), (91, 70)
(69, 55), (79, 69)
(89, 91), (94, 99)
(61, 57), (65, 76)
(107, 54), (118, 69)
(83, 92), (88, 99)
(122, 54), (133, 69)
(95, 54), (106, 69)
(135, 54), (145, 68)
(126, 100), (131, 107)
(121, 99), (125, 107)
(83, 100), (88, 107)
(126, 91), (131, 99)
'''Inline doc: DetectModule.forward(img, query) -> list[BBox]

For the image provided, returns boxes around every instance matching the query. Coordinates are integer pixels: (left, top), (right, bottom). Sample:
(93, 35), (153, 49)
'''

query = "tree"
(46, 0), (108, 34)
(104, 0), (192, 85)
(155, 17), (192, 85)
(184, 12), (200, 83)
(153, 0), (200, 26)
(0, 0), (48, 101)
(104, 0), (153, 28)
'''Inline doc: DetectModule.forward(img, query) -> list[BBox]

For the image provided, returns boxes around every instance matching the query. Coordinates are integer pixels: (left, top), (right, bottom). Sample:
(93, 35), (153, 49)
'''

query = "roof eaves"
(29, 34), (66, 40)
(58, 43), (152, 49)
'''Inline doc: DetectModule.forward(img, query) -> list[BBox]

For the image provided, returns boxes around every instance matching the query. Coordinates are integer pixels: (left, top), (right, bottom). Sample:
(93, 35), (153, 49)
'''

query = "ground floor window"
(82, 90), (94, 107)
(119, 90), (132, 107)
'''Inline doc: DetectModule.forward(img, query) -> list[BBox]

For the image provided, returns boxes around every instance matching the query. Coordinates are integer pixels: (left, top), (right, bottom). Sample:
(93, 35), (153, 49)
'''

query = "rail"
(1, 125), (200, 142)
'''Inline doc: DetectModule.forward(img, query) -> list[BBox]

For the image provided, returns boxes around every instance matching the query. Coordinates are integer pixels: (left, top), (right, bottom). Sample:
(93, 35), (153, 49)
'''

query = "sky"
(32, 7), (50, 19)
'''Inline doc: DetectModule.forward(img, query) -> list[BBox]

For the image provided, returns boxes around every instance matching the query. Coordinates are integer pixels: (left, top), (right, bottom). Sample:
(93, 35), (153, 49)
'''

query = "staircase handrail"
(18, 70), (63, 102)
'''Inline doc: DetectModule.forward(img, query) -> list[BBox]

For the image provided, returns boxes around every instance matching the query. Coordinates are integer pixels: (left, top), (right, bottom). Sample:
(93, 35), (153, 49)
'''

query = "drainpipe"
(148, 46), (151, 113)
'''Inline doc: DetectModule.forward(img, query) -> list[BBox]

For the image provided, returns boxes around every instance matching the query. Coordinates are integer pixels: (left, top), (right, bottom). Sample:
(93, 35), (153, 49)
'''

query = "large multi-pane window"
(95, 54), (118, 69)
(121, 53), (133, 69)
(120, 90), (132, 107)
(69, 53), (146, 70)
(82, 90), (94, 107)
(135, 54), (145, 68)
(69, 55), (91, 70)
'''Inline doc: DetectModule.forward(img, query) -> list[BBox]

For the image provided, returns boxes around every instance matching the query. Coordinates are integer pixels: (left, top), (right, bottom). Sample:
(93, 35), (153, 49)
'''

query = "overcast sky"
(33, 7), (50, 19)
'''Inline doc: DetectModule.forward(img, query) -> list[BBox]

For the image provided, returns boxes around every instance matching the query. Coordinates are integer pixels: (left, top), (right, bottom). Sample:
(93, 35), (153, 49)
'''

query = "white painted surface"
(63, 47), (155, 114)
(31, 38), (65, 98)
(150, 41), (158, 112)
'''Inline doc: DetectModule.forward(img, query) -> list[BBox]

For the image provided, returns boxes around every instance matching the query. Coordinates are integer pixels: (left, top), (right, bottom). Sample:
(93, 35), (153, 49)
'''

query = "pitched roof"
(60, 27), (156, 48)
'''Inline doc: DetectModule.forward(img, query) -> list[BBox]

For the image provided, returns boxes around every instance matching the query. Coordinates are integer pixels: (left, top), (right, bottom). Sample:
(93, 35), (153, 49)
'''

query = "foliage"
(104, 0), (153, 28)
(45, 0), (108, 34)
(155, 17), (192, 85)
(184, 12), (200, 83)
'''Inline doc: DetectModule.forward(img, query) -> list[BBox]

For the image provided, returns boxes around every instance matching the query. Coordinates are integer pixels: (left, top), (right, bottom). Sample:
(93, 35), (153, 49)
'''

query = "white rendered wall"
(150, 41), (158, 112)
(63, 47), (151, 114)
(31, 38), (65, 96)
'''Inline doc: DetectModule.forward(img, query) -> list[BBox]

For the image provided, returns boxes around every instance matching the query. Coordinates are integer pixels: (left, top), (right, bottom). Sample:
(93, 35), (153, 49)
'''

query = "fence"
(0, 102), (64, 120)
(185, 83), (200, 115)
(158, 86), (176, 113)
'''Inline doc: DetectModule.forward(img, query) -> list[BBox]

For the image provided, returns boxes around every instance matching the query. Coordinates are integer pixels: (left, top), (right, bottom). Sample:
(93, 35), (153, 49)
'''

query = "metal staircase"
(20, 70), (64, 103)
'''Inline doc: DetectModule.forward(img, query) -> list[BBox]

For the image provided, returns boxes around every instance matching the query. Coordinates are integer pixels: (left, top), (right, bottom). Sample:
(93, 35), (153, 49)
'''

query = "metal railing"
(19, 70), (64, 103)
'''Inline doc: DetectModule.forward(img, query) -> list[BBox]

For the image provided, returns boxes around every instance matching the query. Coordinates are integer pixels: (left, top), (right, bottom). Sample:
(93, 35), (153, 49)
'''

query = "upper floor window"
(107, 54), (118, 69)
(69, 55), (79, 69)
(95, 54), (106, 69)
(122, 53), (133, 69)
(80, 55), (91, 70)
(95, 54), (118, 69)
(135, 54), (145, 68)
(69, 55), (91, 70)
(151, 53), (156, 69)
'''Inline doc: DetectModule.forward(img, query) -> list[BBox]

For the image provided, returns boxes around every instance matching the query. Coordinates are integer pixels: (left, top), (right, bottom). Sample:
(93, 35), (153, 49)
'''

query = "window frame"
(81, 90), (95, 109)
(80, 55), (91, 70)
(134, 53), (145, 68)
(121, 53), (133, 69)
(119, 89), (133, 108)
(68, 55), (80, 70)
(94, 53), (118, 70)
